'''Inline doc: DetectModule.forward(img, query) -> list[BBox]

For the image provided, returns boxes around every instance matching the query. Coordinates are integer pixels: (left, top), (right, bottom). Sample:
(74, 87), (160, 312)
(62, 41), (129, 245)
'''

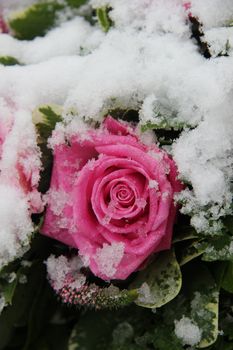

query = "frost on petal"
(149, 179), (159, 190)
(45, 189), (70, 216)
(95, 242), (125, 279)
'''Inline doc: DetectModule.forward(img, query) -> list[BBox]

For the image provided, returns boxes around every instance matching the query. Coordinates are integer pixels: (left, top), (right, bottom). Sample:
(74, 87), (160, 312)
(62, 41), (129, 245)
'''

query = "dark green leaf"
(221, 261), (233, 294)
(0, 56), (20, 66)
(9, 2), (64, 40)
(131, 250), (182, 308)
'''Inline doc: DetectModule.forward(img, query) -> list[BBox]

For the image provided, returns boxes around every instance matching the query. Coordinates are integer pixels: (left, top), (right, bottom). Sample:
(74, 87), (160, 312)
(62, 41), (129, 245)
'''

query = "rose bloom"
(42, 116), (183, 280)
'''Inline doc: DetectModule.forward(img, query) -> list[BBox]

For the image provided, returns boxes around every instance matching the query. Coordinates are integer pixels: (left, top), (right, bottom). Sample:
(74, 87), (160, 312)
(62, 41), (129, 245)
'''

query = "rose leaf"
(130, 250), (182, 308)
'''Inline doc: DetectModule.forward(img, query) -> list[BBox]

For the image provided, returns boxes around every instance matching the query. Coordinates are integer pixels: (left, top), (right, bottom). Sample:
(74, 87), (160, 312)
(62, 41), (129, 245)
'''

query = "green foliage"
(179, 239), (205, 266)
(96, 7), (112, 32)
(66, 0), (87, 8)
(68, 306), (152, 350)
(33, 104), (62, 193)
(131, 250), (182, 308)
(0, 56), (20, 66)
(182, 263), (219, 348)
(9, 2), (64, 40)
(221, 261), (233, 293)
(8, 0), (88, 40)
(141, 118), (189, 132)
(201, 234), (233, 262)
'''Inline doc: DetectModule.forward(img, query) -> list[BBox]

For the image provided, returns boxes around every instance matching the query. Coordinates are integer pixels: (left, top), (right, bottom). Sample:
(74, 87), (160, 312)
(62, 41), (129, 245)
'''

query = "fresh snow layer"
(0, 185), (33, 269)
(0, 0), (233, 252)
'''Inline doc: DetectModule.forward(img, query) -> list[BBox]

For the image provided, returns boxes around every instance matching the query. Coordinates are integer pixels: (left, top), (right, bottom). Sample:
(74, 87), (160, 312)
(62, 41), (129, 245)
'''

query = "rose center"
(110, 183), (135, 208)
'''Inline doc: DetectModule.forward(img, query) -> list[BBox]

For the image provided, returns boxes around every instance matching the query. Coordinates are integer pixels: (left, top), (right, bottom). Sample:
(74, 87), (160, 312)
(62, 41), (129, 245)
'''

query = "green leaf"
(0, 262), (45, 349)
(96, 7), (112, 32)
(130, 250), (182, 308)
(202, 235), (233, 262)
(195, 289), (219, 348)
(66, 0), (87, 8)
(0, 56), (20, 66)
(1, 275), (17, 306)
(150, 326), (183, 350)
(68, 310), (117, 350)
(183, 263), (219, 348)
(9, 2), (64, 40)
(34, 105), (63, 134)
(173, 226), (199, 243)
(33, 104), (62, 193)
(223, 215), (233, 235)
(179, 240), (205, 266)
(221, 261), (233, 293)
(140, 119), (189, 132)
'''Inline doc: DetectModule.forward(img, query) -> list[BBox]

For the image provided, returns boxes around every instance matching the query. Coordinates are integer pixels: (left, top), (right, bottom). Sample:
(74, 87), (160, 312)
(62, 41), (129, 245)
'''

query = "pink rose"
(42, 116), (183, 280)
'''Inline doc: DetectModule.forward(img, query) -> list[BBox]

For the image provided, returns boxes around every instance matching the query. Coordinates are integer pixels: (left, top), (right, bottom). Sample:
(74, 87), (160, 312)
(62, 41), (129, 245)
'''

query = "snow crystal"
(204, 28), (233, 57)
(46, 254), (86, 291)
(7, 272), (16, 283)
(46, 189), (69, 216)
(0, 18), (104, 65)
(137, 282), (156, 304)
(148, 179), (159, 190)
(190, 0), (233, 29)
(19, 274), (28, 284)
(95, 242), (125, 278)
(46, 255), (71, 291)
(0, 185), (33, 269)
(174, 316), (202, 346)
(136, 198), (147, 209)
(0, 296), (6, 314)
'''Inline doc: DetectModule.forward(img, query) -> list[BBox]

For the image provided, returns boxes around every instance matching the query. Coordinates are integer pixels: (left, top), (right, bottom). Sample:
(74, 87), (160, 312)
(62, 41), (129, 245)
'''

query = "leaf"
(173, 226), (199, 243)
(33, 104), (62, 193)
(9, 2), (64, 40)
(150, 326), (183, 350)
(1, 275), (17, 306)
(183, 263), (219, 348)
(0, 262), (45, 349)
(179, 240), (205, 266)
(221, 261), (233, 293)
(66, 0), (87, 8)
(130, 250), (182, 308)
(202, 234), (233, 262)
(96, 7), (111, 32)
(141, 119), (188, 132)
(223, 215), (233, 235)
(0, 56), (20, 66)
(195, 290), (219, 348)
(68, 310), (117, 350)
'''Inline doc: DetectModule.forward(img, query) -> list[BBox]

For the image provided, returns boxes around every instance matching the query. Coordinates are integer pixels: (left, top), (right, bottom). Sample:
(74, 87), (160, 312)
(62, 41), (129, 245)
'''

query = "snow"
(189, 0), (233, 29)
(0, 185), (33, 269)
(0, 296), (6, 314)
(46, 254), (86, 291)
(95, 242), (125, 278)
(45, 189), (69, 216)
(0, 0), (232, 261)
(174, 316), (202, 346)
(0, 18), (104, 64)
(137, 282), (156, 304)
